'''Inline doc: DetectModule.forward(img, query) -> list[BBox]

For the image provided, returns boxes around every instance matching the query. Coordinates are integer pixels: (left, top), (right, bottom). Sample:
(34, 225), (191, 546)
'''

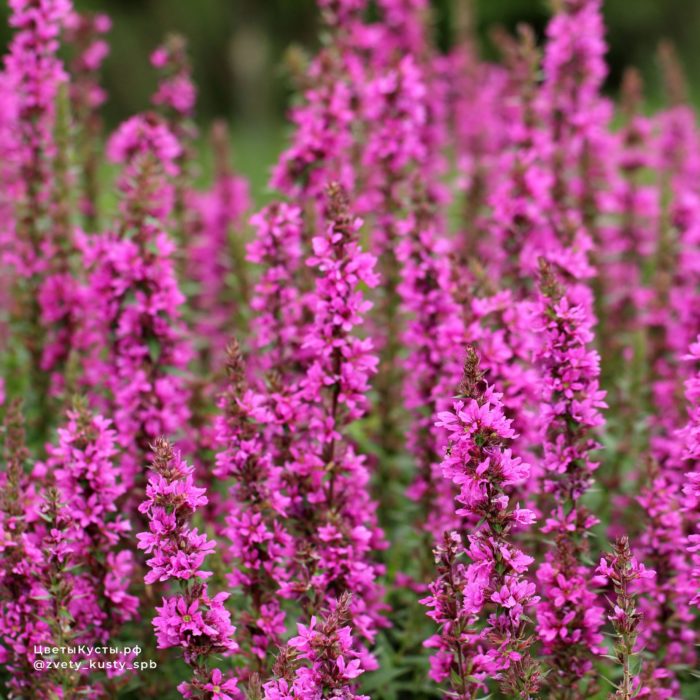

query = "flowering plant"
(2, 0), (700, 698)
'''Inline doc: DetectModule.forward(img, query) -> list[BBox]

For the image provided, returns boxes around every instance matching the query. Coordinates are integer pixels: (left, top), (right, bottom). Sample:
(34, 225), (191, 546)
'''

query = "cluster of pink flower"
(2, 0), (700, 698)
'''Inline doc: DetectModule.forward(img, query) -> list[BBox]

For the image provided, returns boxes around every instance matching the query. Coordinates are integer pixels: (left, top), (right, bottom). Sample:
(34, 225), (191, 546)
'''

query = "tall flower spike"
(184, 123), (251, 508)
(4, 0), (73, 438)
(32, 487), (86, 697)
(543, 0), (608, 219)
(271, 1), (361, 204)
(215, 341), (292, 682)
(18, 418), (135, 696)
(596, 69), (659, 508)
(48, 405), (138, 636)
(137, 438), (240, 699)
(7, 478), (109, 697)
(599, 69), (658, 350)
(4, 0), (71, 269)
(634, 459), (695, 692)
(622, 57), (700, 692)
(0, 59), (21, 363)
(647, 96), (700, 474)
(422, 348), (541, 698)
(151, 34), (197, 245)
(396, 205), (463, 551)
(534, 261), (607, 695)
(247, 202), (306, 379)
(540, 0), (610, 310)
(359, 52), (431, 459)
(596, 536), (656, 700)
(486, 25), (556, 284)
(0, 401), (49, 698)
(80, 114), (192, 496)
(271, 184), (385, 671)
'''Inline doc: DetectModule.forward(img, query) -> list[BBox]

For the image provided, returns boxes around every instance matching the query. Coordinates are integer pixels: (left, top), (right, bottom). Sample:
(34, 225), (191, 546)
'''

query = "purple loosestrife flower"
(151, 37), (196, 119)
(34, 75), (81, 404)
(4, 0), (74, 435)
(647, 109), (700, 474)
(275, 0), (447, 465)
(37, 271), (83, 399)
(487, 28), (576, 286)
(596, 537), (656, 700)
(357, 42), (436, 223)
(375, 0), (450, 202)
(452, 276), (541, 471)
(539, 0), (610, 314)
(32, 486), (104, 698)
(543, 0), (607, 115)
(31, 487), (86, 697)
(633, 316), (696, 692)
(64, 10), (110, 117)
(654, 46), (700, 189)
(357, 0), (451, 470)
(80, 114), (192, 495)
(626, 69), (700, 690)
(271, 184), (385, 671)
(633, 121), (700, 694)
(534, 262), (607, 695)
(396, 211), (463, 547)
(151, 34), (198, 245)
(0, 402), (52, 698)
(48, 405), (138, 633)
(214, 342), (292, 679)
(634, 463), (695, 688)
(422, 348), (541, 698)
(247, 202), (307, 378)
(4, 0), (71, 274)
(272, 61), (355, 208)
(376, 0), (431, 56)
(543, 0), (609, 223)
(30, 31), (97, 403)
(138, 438), (240, 699)
(183, 124), (251, 504)
(595, 74), (661, 535)
(360, 3), (450, 275)
(198, 668), (241, 700)
(5, 463), (114, 697)
(263, 594), (369, 700)
(271, 0), (363, 205)
(358, 53), (431, 458)
(535, 264), (606, 498)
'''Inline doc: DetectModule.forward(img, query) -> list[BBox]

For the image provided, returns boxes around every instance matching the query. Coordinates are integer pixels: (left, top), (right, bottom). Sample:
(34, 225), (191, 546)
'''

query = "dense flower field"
(1, 0), (700, 698)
